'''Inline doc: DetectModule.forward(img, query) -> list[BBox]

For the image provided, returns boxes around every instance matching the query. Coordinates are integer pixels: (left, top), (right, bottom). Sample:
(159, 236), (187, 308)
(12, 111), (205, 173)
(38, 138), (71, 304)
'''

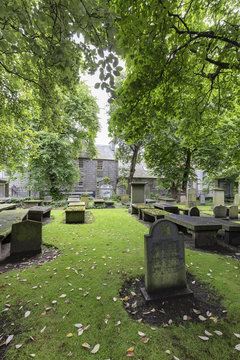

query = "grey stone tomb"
(187, 188), (196, 207)
(213, 205), (228, 218)
(131, 182), (146, 204)
(141, 219), (192, 301)
(228, 205), (238, 219)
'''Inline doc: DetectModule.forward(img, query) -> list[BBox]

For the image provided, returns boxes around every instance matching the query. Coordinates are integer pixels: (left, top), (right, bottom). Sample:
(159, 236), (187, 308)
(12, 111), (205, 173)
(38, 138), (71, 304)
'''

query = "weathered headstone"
(228, 205), (238, 219)
(81, 195), (89, 207)
(200, 194), (205, 205)
(213, 188), (224, 207)
(188, 207), (200, 216)
(131, 182), (146, 204)
(99, 184), (113, 198)
(141, 219), (192, 301)
(179, 192), (187, 204)
(234, 194), (239, 206)
(10, 220), (42, 256)
(213, 205), (228, 218)
(121, 194), (130, 203)
(187, 188), (196, 207)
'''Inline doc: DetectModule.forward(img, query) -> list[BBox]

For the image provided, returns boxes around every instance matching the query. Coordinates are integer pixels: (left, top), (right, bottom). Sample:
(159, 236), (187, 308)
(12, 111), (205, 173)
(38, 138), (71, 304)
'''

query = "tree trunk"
(127, 142), (143, 195)
(170, 184), (178, 199)
(181, 149), (191, 192)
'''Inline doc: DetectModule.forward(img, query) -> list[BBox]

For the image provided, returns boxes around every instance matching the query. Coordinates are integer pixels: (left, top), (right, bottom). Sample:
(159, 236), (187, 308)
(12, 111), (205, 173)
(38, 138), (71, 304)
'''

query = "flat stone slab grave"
(65, 205), (85, 224)
(0, 209), (29, 259)
(165, 214), (222, 249)
(23, 200), (42, 208)
(154, 203), (179, 214)
(94, 199), (105, 207)
(105, 200), (114, 208)
(158, 197), (175, 204)
(213, 218), (240, 246)
(28, 206), (52, 222)
(68, 201), (85, 207)
(0, 204), (17, 212)
(141, 209), (170, 222)
(131, 203), (150, 216)
(141, 219), (192, 301)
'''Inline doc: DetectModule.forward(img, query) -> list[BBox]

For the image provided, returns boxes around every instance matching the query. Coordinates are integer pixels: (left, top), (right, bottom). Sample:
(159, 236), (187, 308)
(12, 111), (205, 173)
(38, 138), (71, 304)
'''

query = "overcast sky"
(80, 70), (112, 145)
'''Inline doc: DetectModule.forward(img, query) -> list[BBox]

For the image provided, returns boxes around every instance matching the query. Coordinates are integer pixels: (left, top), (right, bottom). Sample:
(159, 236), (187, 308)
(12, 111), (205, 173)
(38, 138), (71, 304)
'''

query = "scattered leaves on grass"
(234, 333), (240, 339)
(235, 344), (240, 351)
(91, 344), (100, 354)
(138, 331), (145, 337)
(15, 344), (22, 349)
(66, 333), (73, 338)
(82, 342), (91, 349)
(141, 337), (149, 343)
(59, 294), (66, 298)
(199, 315), (207, 321)
(113, 297), (117, 302)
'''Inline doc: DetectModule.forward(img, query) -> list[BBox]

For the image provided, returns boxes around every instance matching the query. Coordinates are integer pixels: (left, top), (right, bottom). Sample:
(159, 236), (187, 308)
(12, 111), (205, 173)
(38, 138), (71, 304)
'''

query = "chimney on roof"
(109, 141), (115, 152)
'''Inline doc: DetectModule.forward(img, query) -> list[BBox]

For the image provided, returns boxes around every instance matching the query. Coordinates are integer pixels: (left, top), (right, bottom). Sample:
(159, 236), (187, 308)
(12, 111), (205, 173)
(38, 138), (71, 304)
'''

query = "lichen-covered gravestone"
(234, 194), (239, 206)
(228, 205), (238, 219)
(141, 219), (192, 301)
(213, 188), (224, 207)
(131, 182), (146, 204)
(187, 188), (196, 207)
(10, 220), (42, 256)
(213, 205), (228, 218)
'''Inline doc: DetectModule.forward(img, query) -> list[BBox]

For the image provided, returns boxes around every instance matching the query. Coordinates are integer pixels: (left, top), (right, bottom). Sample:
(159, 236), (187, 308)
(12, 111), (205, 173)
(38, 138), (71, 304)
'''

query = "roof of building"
(95, 145), (116, 160)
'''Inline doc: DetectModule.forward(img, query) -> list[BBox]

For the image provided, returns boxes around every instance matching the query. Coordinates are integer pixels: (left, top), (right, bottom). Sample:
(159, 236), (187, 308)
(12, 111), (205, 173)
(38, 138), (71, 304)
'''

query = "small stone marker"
(213, 188), (224, 207)
(141, 219), (192, 301)
(188, 207), (200, 216)
(179, 192), (187, 204)
(200, 194), (205, 205)
(213, 205), (228, 218)
(187, 188), (196, 207)
(228, 205), (238, 219)
(121, 194), (130, 203)
(131, 182), (146, 204)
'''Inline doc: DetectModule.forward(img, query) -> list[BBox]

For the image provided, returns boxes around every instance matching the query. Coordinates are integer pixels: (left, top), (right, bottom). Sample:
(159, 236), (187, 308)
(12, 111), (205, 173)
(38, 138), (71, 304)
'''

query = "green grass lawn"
(0, 209), (240, 359)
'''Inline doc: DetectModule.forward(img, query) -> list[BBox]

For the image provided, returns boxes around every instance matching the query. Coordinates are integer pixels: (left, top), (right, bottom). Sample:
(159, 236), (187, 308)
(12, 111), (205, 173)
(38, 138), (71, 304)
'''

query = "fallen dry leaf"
(59, 294), (66, 298)
(66, 333), (73, 338)
(126, 346), (135, 357)
(5, 335), (14, 345)
(234, 333), (240, 339)
(141, 337), (149, 343)
(214, 330), (223, 336)
(198, 336), (209, 341)
(165, 350), (171, 354)
(24, 311), (31, 318)
(82, 342), (91, 349)
(41, 311), (46, 316)
(204, 330), (213, 336)
(40, 326), (46, 334)
(91, 344), (100, 354)
(15, 344), (22, 349)
(138, 331), (145, 337)
(199, 315), (207, 321)
(235, 344), (240, 351)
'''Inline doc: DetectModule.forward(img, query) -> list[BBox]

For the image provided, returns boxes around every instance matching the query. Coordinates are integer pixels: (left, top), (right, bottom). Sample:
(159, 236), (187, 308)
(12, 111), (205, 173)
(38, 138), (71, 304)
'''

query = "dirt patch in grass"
(120, 273), (226, 328)
(0, 244), (62, 274)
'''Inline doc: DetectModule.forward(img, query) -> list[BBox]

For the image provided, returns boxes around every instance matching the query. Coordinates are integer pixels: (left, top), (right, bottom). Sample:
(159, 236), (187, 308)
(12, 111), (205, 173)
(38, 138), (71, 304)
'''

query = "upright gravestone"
(131, 182), (146, 204)
(188, 207), (200, 217)
(99, 184), (113, 198)
(121, 194), (130, 203)
(200, 194), (205, 205)
(234, 194), (239, 206)
(228, 205), (238, 219)
(187, 188), (197, 207)
(179, 192), (187, 204)
(141, 219), (192, 301)
(213, 188), (224, 207)
(213, 205), (228, 218)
